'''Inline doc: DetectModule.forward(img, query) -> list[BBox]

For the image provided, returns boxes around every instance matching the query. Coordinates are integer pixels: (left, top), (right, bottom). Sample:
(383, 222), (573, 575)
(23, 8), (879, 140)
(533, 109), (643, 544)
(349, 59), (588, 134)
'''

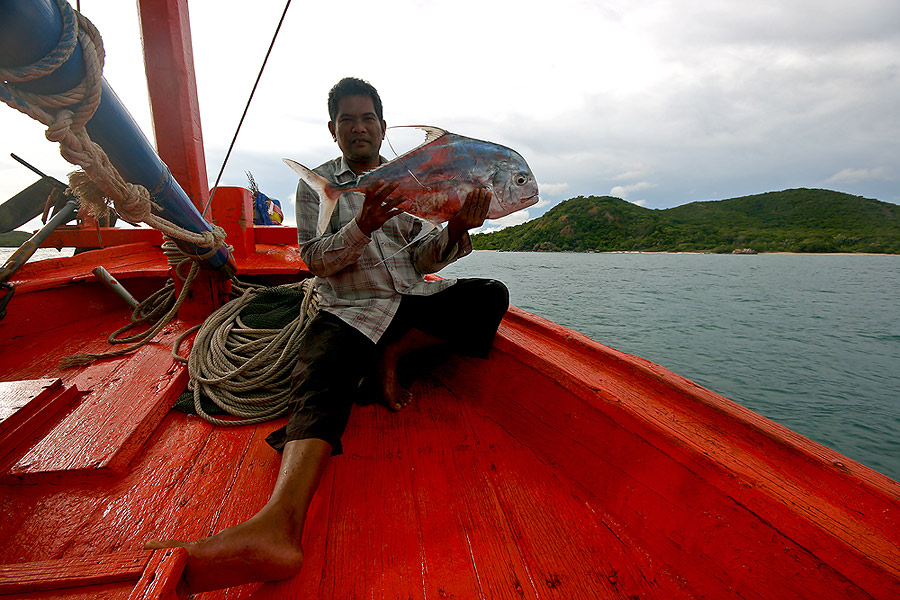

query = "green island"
(4, 188), (899, 254)
(473, 188), (900, 254)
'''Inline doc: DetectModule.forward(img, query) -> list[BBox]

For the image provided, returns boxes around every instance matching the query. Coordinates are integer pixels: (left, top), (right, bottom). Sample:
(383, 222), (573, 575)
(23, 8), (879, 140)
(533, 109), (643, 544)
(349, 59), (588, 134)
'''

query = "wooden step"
(0, 320), (195, 481)
(0, 550), (151, 596)
(0, 548), (186, 599)
(0, 378), (80, 463)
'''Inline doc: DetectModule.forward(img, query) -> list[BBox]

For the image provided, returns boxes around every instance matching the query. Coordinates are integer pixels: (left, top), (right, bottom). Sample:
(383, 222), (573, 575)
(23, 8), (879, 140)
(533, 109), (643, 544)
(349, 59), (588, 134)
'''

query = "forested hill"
(473, 188), (900, 254)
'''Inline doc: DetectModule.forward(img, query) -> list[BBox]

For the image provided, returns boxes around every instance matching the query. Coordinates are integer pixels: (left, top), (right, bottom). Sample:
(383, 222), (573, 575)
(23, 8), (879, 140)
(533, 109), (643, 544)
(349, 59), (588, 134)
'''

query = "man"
(145, 77), (508, 593)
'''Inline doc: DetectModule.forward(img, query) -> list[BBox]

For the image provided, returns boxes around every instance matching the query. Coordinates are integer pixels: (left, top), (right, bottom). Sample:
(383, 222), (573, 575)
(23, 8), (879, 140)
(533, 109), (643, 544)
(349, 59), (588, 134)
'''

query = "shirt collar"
(335, 155), (388, 182)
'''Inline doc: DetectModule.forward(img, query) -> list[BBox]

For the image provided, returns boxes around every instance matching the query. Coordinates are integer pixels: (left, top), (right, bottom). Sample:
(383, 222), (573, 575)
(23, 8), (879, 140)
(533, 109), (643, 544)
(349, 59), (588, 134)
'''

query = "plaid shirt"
(297, 156), (472, 343)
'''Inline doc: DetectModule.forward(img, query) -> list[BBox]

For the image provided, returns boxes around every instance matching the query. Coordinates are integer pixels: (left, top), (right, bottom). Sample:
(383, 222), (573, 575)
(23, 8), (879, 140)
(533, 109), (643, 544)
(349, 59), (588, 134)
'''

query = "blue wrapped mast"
(0, 0), (231, 269)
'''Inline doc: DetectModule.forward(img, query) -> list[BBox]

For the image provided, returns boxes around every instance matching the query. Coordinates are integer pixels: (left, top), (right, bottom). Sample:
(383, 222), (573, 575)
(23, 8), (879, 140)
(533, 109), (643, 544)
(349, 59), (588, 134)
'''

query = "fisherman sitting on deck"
(145, 77), (509, 593)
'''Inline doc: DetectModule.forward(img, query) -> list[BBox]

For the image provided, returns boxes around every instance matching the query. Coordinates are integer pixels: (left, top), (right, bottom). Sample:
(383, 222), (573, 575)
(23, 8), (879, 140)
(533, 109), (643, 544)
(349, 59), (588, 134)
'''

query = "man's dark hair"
(328, 77), (383, 123)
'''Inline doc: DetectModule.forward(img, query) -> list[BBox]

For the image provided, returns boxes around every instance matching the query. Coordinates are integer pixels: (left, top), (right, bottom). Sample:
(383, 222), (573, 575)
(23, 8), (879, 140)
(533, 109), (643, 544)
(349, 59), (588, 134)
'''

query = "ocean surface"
(5, 248), (900, 482)
(441, 251), (900, 482)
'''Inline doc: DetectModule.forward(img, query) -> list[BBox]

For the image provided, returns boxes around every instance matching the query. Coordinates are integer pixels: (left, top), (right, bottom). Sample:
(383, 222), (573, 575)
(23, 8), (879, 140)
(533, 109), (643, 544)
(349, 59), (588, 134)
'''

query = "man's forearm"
(299, 218), (370, 277)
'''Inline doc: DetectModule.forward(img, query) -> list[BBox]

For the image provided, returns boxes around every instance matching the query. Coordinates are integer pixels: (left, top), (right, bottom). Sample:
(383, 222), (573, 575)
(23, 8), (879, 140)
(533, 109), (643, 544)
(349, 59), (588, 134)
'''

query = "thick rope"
(58, 237), (250, 369)
(174, 279), (319, 426)
(59, 240), (201, 368)
(0, 0), (226, 252)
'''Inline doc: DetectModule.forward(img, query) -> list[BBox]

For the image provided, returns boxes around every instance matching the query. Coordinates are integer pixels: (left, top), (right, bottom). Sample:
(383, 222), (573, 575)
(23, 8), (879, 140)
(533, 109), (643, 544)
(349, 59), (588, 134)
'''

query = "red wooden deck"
(1, 244), (899, 598)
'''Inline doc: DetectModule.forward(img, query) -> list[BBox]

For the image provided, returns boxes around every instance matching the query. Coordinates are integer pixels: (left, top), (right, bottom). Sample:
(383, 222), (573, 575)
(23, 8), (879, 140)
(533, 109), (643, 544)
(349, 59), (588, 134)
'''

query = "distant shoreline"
(476, 249), (898, 256)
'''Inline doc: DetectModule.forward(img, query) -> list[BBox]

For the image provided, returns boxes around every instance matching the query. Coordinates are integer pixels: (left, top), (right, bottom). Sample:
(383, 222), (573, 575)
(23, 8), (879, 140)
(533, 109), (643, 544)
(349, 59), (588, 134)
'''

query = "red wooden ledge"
(0, 378), (80, 463)
(0, 550), (152, 595)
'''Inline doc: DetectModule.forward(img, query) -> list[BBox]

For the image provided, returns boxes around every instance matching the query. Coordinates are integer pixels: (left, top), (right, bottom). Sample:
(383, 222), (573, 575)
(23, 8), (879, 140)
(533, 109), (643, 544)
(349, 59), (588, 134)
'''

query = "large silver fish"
(284, 126), (539, 236)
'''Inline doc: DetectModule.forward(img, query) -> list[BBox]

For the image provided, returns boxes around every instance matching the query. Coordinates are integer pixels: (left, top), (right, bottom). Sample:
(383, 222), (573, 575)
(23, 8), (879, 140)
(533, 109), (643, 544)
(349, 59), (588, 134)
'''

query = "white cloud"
(612, 167), (649, 181)
(825, 167), (892, 184)
(610, 182), (657, 198)
(476, 209), (533, 233)
(3, 0), (899, 232)
(538, 182), (569, 196)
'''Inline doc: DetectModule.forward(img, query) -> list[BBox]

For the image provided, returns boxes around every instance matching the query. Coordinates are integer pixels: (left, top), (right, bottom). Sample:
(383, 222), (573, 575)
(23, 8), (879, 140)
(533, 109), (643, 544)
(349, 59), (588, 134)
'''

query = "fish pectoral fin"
(412, 219), (438, 243)
(373, 218), (440, 267)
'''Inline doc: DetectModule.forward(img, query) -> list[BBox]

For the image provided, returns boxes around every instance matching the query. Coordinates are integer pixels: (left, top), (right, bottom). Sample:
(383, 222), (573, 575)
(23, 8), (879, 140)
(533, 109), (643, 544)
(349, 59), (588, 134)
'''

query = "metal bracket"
(0, 282), (14, 321)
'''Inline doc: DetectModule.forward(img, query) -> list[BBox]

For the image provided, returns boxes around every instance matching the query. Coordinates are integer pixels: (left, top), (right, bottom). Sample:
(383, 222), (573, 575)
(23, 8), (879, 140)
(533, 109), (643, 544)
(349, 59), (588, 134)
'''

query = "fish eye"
(515, 174), (528, 186)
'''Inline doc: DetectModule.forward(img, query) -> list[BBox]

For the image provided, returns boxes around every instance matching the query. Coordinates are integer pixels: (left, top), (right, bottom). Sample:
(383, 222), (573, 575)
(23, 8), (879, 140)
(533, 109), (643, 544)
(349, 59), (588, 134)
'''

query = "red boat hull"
(1, 231), (898, 599)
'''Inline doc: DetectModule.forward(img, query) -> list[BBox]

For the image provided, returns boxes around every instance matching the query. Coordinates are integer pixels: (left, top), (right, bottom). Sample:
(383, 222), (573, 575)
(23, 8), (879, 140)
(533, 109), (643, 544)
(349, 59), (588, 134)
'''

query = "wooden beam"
(136, 0), (210, 211)
(0, 551), (152, 595)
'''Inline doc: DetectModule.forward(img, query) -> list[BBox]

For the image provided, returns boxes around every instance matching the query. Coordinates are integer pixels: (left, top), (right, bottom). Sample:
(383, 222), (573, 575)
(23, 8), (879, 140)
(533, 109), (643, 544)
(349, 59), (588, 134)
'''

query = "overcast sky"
(2, 0), (898, 233)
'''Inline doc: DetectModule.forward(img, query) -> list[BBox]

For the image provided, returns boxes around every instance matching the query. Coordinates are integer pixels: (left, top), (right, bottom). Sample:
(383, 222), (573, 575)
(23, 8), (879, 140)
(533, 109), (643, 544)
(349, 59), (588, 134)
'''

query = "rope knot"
(45, 110), (76, 143)
(119, 183), (154, 222)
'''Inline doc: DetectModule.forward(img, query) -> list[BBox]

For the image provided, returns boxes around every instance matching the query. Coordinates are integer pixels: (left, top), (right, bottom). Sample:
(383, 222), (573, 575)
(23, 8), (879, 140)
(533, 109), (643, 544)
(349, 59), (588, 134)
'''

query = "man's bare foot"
(144, 505), (303, 594)
(380, 348), (412, 411)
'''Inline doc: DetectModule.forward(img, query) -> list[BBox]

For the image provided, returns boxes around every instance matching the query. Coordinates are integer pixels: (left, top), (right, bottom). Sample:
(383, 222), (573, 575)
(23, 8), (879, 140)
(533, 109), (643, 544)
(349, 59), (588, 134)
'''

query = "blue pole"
(0, 0), (230, 269)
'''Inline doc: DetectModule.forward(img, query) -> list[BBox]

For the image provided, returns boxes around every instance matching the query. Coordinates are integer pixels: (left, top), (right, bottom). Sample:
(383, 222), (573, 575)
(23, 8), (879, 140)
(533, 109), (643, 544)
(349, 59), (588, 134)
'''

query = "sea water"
(441, 251), (900, 482)
(5, 248), (899, 482)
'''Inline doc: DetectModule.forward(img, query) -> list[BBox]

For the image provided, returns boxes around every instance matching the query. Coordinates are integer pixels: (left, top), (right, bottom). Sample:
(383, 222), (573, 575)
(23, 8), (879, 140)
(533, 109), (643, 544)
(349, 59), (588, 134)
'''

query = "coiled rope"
(174, 278), (319, 426)
(63, 238), (320, 426)
(0, 0), (226, 253)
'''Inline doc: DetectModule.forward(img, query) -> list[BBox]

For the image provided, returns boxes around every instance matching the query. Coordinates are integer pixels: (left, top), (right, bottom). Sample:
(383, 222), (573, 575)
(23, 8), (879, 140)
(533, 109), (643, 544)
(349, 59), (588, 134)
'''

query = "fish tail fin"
(283, 158), (340, 236)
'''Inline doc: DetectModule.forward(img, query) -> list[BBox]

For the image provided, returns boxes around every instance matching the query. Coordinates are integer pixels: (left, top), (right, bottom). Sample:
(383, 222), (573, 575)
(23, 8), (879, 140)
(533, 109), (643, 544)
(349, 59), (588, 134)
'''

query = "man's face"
(328, 94), (385, 169)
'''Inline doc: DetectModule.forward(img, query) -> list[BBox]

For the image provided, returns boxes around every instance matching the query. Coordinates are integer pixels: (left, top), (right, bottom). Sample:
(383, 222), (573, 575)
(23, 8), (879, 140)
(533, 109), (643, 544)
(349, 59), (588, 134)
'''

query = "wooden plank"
(40, 228), (165, 251)
(11, 243), (168, 295)
(6, 582), (140, 599)
(493, 309), (900, 584)
(128, 548), (188, 600)
(470, 356), (866, 598)
(403, 378), (512, 599)
(402, 377), (691, 600)
(4, 322), (196, 479)
(0, 550), (151, 594)
(233, 245), (308, 275)
(432, 313), (900, 598)
(65, 421), (258, 558)
(0, 378), (79, 463)
(470, 407), (695, 599)
(251, 227), (300, 247)
(0, 379), (60, 423)
(0, 287), (136, 364)
(0, 412), (215, 564)
(312, 403), (426, 599)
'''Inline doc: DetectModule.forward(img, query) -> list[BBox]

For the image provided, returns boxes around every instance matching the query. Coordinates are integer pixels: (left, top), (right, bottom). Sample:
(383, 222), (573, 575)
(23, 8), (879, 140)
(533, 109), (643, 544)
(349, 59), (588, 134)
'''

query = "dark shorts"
(265, 278), (508, 455)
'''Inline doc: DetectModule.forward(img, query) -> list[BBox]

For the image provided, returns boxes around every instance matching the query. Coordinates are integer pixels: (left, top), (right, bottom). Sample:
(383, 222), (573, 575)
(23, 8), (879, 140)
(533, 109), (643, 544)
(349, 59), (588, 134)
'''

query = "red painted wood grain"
(1, 264), (899, 598)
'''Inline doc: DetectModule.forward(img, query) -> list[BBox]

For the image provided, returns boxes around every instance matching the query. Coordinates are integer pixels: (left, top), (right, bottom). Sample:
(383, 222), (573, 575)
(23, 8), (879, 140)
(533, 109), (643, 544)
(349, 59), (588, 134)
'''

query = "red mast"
(136, 0), (210, 212)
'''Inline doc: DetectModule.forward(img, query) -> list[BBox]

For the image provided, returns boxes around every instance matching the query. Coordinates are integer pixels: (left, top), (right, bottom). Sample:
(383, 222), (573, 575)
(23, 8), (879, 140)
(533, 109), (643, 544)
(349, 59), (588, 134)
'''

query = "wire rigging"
(203, 0), (293, 217)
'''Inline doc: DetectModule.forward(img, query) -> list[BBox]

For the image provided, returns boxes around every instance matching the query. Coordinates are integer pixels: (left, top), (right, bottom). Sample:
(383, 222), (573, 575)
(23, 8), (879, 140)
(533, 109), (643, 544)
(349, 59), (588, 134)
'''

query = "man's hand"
(356, 179), (407, 236)
(447, 188), (492, 244)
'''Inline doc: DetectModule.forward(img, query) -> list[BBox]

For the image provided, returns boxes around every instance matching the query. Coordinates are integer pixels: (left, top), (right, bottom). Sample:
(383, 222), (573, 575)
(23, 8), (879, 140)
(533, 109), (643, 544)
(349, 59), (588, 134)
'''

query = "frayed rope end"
(59, 354), (98, 369)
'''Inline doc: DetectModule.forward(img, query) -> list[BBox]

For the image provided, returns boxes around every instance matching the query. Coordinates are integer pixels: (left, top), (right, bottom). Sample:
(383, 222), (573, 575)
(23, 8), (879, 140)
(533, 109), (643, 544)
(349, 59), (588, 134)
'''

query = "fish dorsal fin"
(387, 125), (449, 146)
